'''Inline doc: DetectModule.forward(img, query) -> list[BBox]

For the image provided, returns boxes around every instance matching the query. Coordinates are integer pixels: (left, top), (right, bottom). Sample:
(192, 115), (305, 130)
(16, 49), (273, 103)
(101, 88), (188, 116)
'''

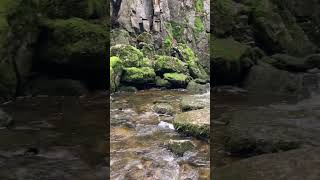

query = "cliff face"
(111, 0), (210, 69)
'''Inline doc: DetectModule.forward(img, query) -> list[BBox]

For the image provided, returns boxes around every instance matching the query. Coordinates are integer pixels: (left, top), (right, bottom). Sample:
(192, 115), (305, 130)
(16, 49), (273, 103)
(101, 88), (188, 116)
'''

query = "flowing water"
(0, 93), (108, 179)
(110, 89), (210, 180)
(212, 72), (320, 168)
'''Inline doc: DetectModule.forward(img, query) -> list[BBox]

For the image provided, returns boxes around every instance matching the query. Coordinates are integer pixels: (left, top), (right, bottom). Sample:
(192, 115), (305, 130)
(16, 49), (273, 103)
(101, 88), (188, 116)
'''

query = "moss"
(40, 18), (108, 66)
(154, 55), (188, 75)
(110, 44), (147, 67)
(212, 38), (248, 61)
(194, 16), (205, 36)
(195, 0), (204, 13)
(155, 76), (171, 87)
(110, 56), (123, 92)
(137, 32), (153, 44)
(163, 73), (190, 87)
(122, 67), (156, 84)
(170, 21), (185, 41)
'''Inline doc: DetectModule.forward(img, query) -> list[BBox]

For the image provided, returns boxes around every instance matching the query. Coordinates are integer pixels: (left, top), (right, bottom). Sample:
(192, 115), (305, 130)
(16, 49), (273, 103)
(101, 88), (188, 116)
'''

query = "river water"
(110, 89), (210, 180)
(0, 94), (108, 179)
(212, 76), (320, 169)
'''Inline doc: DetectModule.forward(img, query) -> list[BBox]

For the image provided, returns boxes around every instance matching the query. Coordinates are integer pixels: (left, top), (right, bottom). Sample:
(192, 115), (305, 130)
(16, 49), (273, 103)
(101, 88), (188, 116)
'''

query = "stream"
(212, 72), (320, 170)
(110, 89), (210, 180)
(0, 93), (108, 179)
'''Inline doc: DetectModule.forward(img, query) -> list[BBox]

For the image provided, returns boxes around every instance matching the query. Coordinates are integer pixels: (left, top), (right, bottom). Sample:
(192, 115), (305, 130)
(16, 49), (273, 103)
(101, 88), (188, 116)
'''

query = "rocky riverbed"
(212, 82), (320, 179)
(0, 94), (108, 179)
(110, 89), (210, 180)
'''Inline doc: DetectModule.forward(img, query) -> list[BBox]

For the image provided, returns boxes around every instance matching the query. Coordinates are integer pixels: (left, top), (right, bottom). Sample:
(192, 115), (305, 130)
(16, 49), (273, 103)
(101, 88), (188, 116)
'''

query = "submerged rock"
(173, 108), (210, 139)
(0, 109), (13, 128)
(167, 139), (195, 156)
(213, 147), (320, 180)
(153, 103), (174, 115)
(180, 94), (210, 112)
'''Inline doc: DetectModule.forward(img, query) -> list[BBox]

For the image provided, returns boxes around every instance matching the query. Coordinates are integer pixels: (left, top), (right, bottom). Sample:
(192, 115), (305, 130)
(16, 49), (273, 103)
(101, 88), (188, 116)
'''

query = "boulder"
(153, 103), (174, 115)
(213, 147), (320, 180)
(167, 139), (195, 156)
(163, 73), (190, 88)
(180, 94), (210, 112)
(153, 56), (188, 75)
(186, 80), (209, 94)
(121, 67), (156, 84)
(110, 44), (148, 67)
(173, 108), (210, 139)
(110, 56), (123, 92)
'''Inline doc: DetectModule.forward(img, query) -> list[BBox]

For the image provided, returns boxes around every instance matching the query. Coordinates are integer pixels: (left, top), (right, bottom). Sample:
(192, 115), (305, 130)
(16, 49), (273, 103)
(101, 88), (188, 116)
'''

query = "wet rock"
(153, 103), (174, 115)
(211, 38), (253, 85)
(213, 147), (320, 180)
(173, 108), (210, 139)
(180, 95), (209, 112)
(167, 139), (195, 156)
(155, 76), (171, 88)
(221, 106), (320, 156)
(118, 86), (138, 92)
(158, 121), (174, 130)
(110, 56), (123, 92)
(243, 62), (306, 96)
(0, 109), (13, 128)
(187, 81), (209, 94)
(163, 73), (190, 88)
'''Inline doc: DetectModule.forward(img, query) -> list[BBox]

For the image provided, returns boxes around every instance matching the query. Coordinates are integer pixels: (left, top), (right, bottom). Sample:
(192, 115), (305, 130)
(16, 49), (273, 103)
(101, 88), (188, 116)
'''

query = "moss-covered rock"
(110, 56), (123, 92)
(212, 38), (253, 84)
(173, 108), (210, 139)
(154, 56), (188, 75)
(110, 29), (131, 46)
(167, 139), (195, 156)
(110, 44), (149, 67)
(137, 32), (154, 45)
(155, 76), (171, 88)
(122, 67), (156, 84)
(39, 18), (108, 69)
(163, 73), (190, 88)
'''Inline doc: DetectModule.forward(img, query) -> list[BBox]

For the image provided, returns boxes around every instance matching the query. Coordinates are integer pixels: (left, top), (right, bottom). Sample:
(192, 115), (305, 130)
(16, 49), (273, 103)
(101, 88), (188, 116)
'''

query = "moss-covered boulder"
(110, 29), (131, 46)
(137, 32), (154, 45)
(110, 56), (123, 92)
(110, 44), (149, 67)
(39, 18), (108, 69)
(173, 108), (210, 139)
(122, 67), (156, 84)
(176, 43), (209, 80)
(163, 73), (190, 88)
(211, 38), (253, 84)
(155, 76), (171, 88)
(154, 56), (188, 75)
